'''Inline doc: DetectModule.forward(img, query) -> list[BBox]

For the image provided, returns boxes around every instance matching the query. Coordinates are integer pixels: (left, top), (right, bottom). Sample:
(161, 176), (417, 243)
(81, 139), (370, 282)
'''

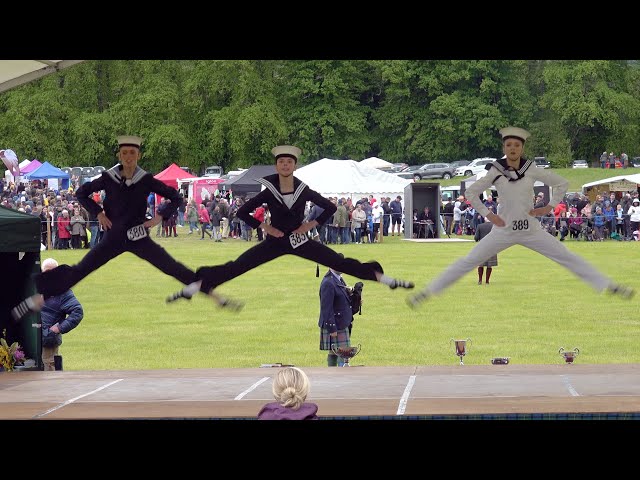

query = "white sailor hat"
(271, 145), (302, 162)
(117, 135), (143, 148)
(499, 127), (531, 143)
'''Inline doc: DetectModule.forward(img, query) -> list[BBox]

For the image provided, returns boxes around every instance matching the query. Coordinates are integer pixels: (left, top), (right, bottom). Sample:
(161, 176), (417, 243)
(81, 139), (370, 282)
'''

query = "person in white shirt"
(628, 198), (640, 234)
(408, 126), (634, 307)
(371, 202), (384, 242)
(452, 200), (466, 235)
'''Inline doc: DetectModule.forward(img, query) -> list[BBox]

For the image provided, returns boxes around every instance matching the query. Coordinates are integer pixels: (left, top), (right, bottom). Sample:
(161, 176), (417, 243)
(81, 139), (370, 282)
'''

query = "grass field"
(49, 230), (638, 370)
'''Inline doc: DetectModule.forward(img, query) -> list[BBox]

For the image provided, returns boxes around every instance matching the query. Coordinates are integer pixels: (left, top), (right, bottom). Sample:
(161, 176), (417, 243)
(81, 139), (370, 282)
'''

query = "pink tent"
(18, 159), (42, 174)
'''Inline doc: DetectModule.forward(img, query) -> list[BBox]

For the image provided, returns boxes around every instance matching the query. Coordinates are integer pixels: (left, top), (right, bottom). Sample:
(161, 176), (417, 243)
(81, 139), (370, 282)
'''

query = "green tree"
(0, 79), (70, 165)
(540, 60), (640, 161)
(182, 60), (287, 172)
(278, 60), (374, 162)
(374, 60), (533, 164)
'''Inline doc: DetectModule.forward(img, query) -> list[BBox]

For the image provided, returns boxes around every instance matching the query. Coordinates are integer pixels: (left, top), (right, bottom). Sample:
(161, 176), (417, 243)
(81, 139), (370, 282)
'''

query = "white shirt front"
(465, 160), (568, 232)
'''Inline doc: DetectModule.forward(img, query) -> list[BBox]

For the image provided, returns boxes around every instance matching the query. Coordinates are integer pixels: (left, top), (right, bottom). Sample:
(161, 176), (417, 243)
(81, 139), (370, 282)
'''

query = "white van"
(441, 185), (461, 203)
(203, 165), (224, 178)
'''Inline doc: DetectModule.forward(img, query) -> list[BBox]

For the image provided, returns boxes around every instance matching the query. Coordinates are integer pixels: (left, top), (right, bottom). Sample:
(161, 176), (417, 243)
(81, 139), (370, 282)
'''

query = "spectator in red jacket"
(57, 209), (72, 249)
(253, 203), (266, 241)
(198, 203), (211, 239)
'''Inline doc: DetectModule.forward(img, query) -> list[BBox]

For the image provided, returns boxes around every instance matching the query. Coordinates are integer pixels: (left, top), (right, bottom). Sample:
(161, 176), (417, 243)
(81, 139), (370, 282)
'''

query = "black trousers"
(36, 229), (197, 298)
(196, 234), (382, 293)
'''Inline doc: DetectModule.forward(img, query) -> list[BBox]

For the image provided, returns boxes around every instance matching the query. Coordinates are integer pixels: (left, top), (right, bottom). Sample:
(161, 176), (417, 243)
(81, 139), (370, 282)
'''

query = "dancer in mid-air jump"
(408, 126), (634, 307)
(167, 145), (414, 304)
(12, 135), (240, 322)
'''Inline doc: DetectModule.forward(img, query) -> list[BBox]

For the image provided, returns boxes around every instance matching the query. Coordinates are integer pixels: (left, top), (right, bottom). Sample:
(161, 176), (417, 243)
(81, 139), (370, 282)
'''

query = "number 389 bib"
(289, 232), (309, 249)
(511, 219), (530, 232)
(127, 224), (148, 241)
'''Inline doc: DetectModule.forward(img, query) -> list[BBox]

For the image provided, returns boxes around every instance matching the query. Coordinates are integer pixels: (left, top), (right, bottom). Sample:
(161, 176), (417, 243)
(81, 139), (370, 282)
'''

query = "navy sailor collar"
(487, 157), (534, 182)
(106, 164), (147, 186)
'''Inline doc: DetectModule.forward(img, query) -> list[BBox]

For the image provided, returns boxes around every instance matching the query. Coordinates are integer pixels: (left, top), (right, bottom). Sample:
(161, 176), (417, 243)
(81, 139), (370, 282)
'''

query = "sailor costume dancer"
(11, 135), (239, 321)
(408, 127), (634, 307)
(167, 145), (414, 303)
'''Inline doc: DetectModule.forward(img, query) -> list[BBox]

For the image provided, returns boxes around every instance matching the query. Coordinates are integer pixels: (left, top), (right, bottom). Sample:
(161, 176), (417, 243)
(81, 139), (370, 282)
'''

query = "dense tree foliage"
(1, 59), (639, 173)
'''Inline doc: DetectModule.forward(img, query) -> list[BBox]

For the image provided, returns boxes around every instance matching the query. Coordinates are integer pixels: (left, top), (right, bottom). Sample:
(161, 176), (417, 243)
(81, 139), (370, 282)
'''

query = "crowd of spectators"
(2, 176), (638, 248)
(1, 178), (99, 250)
(438, 190), (640, 242)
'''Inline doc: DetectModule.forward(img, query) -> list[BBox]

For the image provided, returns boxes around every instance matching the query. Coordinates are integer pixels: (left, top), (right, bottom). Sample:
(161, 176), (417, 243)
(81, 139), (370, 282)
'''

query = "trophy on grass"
(331, 343), (361, 367)
(450, 338), (472, 365)
(559, 347), (579, 364)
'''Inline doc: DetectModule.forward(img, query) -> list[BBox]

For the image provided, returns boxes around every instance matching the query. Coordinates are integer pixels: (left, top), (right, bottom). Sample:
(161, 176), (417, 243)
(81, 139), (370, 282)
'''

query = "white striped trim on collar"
(490, 158), (534, 181)
(257, 177), (308, 206)
(105, 164), (147, 185)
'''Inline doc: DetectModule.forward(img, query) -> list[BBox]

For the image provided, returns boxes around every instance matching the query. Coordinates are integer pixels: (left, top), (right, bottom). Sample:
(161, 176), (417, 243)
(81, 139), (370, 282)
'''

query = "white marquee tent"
(581, 172), (640, 194)
(0, 61), (85, 94)
(360, 156), (394, 170)
(295, 159), (412, 202)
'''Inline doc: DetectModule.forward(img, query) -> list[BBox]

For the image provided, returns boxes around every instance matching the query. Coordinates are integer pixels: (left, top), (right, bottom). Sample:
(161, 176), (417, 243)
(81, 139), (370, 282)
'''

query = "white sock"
(378, 274), (395, 287)
(183, 281), (202, 297)
(25, 296), (37, 310)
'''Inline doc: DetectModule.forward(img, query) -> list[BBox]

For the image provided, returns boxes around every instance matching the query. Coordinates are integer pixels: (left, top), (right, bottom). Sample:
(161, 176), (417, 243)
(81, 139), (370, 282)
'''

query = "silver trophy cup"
(559, 347), (579, 364)
(331, 344), (361, 367)
(451, 338), (472, 365)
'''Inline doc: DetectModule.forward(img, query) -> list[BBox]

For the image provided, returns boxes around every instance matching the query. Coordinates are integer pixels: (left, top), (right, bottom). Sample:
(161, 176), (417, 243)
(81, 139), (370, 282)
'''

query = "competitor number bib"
(127, 224), (148, 241)
(511, 219), (530, 231)
(289, 232), (309, 249)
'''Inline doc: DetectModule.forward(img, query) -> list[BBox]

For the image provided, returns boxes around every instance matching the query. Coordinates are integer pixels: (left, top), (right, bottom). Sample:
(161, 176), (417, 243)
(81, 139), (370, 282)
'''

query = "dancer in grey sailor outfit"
(12, 135), (238, 321)
(167, 145), (414, 303)
(408, 127), (634, 307)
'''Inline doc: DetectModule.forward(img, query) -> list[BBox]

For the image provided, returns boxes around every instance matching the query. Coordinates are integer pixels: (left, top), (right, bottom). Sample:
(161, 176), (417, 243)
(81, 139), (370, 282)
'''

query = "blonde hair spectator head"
(41, 258), (59, 272)
(272, 366), (310, 410)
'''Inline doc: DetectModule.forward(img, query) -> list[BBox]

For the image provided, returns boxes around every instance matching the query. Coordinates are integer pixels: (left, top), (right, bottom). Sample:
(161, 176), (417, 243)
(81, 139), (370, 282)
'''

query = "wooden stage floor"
(2, 364), (640, 420)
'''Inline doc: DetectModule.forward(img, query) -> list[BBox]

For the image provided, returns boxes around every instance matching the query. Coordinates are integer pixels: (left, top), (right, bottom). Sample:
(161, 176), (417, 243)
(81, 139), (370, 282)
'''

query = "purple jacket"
(257, 402), (319, 420)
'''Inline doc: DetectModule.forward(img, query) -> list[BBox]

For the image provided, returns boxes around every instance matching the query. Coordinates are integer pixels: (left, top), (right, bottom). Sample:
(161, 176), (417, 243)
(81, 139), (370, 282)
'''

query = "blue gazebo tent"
(25, 161), (71, 190)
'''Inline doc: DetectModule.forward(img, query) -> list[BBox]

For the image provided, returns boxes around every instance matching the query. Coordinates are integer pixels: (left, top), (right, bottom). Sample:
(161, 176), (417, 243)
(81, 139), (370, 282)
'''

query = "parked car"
(534, 157), (551, 168)
(390, 162), (409, 172)
(632, 157), (640, 167)
(449, 160), (471, 169)
(395, 162), (454, 181)
(454, 157), (496, 177)
(571, 159), (589, 169)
